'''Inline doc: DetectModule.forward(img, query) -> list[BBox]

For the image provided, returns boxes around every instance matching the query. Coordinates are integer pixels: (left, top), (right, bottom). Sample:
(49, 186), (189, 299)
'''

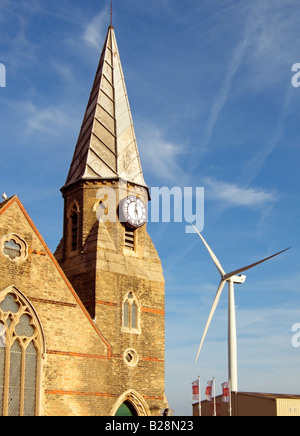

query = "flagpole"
(229, 379), (232, 417)
(198, 376), (201, 417)
(213, 377), (216, 416)
(192, 378), (201, 416)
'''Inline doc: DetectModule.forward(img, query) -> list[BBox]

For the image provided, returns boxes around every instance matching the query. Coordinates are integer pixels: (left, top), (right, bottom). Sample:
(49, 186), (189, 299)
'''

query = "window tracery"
(0, 287), (44, 416)
(1, 234), (27, 262)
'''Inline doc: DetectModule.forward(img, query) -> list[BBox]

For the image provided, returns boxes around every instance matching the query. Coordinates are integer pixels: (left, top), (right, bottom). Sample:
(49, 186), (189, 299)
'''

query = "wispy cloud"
(9, 100), (76, 140)
(26, 104), (72, 135)
(203, 177), (277, 208)
(82, 10), (108, 51)
(137, 121), (186, 184)
(201, 29), (250, 156)
(239, 87), (293, 186)
(243, 0), (300, 90)
(190, 0), (298, 175)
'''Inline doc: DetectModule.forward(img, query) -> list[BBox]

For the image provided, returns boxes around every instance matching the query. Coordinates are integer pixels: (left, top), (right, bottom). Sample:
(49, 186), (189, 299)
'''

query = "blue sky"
(1, 0), (300, 416)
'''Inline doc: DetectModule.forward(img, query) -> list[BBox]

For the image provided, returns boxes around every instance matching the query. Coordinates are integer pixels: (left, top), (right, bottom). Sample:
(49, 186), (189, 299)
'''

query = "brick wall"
(0, 194), (167, 416)
(57, 180), (167, 415)
(0, 197), (110, 416)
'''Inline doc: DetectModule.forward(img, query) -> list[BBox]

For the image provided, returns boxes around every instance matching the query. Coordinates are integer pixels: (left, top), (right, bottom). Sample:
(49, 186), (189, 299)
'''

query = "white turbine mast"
(192, 224), (290, 393)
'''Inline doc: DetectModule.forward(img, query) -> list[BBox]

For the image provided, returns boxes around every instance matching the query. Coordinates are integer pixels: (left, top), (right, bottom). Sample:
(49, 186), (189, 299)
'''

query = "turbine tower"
(193, 224), (289, 393)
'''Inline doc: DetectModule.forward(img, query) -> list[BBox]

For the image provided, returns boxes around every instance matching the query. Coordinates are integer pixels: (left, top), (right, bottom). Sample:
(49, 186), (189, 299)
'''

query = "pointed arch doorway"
(111, 390), (151, 417)
(115, 401), (138, 417)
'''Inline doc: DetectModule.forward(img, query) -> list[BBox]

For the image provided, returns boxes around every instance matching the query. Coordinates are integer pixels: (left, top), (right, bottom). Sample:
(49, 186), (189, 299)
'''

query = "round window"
(2, 234), (27, 262)
(123, 349), (139, 367)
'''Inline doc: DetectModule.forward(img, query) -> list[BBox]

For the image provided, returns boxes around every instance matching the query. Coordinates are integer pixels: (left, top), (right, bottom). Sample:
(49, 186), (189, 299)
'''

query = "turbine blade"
(191, 224), (225, 277)
(195, 279), (226, 363)
(224, 247), (291, 280)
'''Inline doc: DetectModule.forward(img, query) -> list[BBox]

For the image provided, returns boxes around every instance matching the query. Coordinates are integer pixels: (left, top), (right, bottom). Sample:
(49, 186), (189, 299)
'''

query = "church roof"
(0, 196), (12, 210)
(64, 26), (148, 191)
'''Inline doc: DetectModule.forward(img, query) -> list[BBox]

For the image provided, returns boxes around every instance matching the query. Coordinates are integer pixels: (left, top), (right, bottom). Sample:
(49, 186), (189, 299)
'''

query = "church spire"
(64, 26), (148, 192)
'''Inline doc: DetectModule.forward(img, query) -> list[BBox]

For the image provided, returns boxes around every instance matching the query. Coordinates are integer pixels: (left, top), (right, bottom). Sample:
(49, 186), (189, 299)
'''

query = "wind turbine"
(192, 224), (290, 393)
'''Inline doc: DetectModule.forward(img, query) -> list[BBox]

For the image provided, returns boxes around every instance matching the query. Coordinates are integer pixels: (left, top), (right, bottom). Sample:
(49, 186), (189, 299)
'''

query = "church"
(0, 25), (167, 416)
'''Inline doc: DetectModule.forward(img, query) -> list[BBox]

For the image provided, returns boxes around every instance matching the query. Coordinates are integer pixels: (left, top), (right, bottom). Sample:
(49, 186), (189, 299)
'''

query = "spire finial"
(110, 0), (113, 27)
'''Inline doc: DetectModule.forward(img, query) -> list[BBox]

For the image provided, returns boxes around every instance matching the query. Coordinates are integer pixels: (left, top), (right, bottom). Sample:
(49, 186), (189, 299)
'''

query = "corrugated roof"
(64, 25), (148, 191)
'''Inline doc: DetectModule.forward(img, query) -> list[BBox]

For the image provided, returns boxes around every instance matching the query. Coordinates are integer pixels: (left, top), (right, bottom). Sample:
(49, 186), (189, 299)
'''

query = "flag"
(192, 379), (200, 401)
(222, 382), (230, 403)
(205, 380), (214, 402)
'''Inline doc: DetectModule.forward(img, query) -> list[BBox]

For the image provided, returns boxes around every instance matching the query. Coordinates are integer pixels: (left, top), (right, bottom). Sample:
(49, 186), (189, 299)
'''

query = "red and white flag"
(205, 380), (214, 402)
(221, 382), (230, 403)
(192, 379), (200, 401)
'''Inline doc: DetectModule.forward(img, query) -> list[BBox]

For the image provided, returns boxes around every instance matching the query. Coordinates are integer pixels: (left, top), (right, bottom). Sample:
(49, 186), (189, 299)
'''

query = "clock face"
(121, 196), (147, 228)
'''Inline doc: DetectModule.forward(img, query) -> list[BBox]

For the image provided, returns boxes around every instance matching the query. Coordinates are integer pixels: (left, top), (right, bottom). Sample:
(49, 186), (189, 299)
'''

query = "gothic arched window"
(0, 287), (45, 416)
(122, 292), (140, 334)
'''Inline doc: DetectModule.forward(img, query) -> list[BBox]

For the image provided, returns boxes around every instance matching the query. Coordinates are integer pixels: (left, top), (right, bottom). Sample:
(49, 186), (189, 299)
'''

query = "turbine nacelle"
(229, 275), (246, 284)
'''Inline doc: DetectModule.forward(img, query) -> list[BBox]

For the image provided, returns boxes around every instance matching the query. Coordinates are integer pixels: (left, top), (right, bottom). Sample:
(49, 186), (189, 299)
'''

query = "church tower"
(55, 25), (167, 416)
